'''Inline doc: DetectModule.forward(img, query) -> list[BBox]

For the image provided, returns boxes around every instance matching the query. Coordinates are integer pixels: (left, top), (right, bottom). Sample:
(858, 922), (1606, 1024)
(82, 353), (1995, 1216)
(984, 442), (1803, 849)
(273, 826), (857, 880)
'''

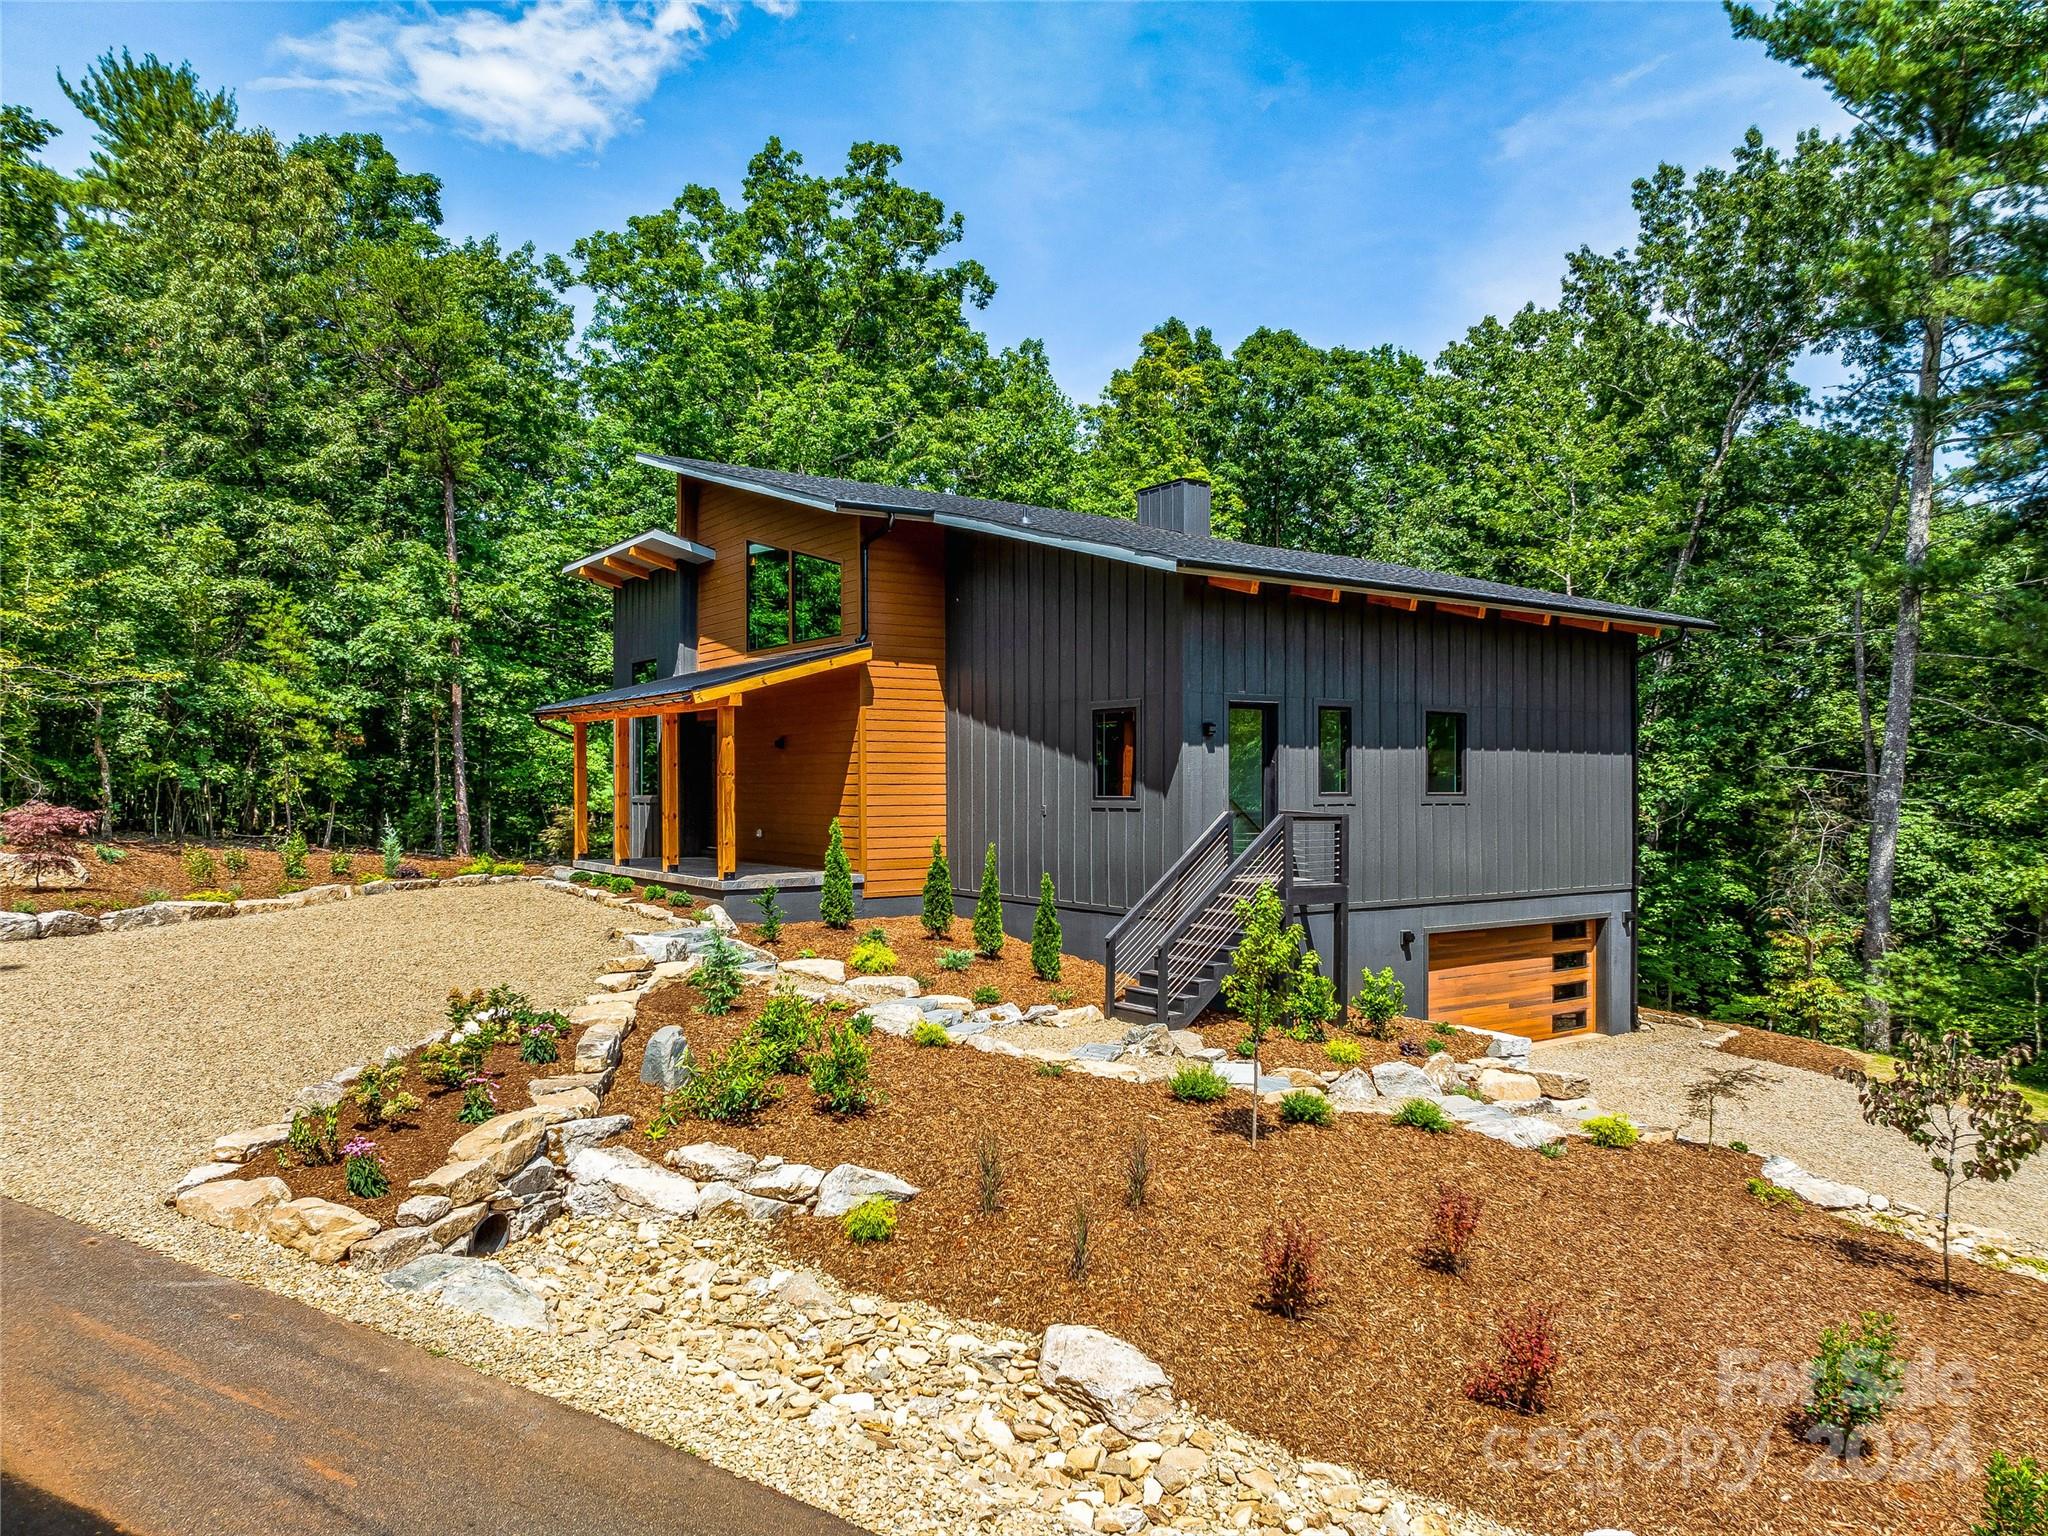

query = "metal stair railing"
(1102, 813), (1232, 1016)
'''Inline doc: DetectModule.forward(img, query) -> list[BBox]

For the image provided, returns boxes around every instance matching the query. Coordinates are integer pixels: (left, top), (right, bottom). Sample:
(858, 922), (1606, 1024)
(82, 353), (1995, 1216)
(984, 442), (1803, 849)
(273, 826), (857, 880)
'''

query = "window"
(1317, 706), (1352, 796)
(1424, 710), (1466, 796)
(1553, 979), (1588, 1002)
(746, 543), (841, 650)
(1552, 920), (1588, 941)
(1093, 707), (1137, 800)
(1553, 949), (1587, 972)
(1550, 1010), (1588, 1034)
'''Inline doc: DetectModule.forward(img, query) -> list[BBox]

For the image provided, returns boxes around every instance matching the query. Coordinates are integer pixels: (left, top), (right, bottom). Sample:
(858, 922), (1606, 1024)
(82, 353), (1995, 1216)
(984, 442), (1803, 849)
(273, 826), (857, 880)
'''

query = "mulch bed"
(741, 914), (1106, 1013)
(231, 1013), (602, 1226)
(1719, 1024), (1871, 1081)
(1196, 1013), (1493, 1077)
(10, 836), (516, 916)
(619, 986), (2048, 1536)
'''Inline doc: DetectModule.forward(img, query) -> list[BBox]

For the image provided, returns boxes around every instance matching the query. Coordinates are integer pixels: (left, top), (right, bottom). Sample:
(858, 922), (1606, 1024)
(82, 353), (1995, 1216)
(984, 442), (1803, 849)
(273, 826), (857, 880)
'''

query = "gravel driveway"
(1535, 1023), (2048, 1248)
(0, 883), (656, 1234)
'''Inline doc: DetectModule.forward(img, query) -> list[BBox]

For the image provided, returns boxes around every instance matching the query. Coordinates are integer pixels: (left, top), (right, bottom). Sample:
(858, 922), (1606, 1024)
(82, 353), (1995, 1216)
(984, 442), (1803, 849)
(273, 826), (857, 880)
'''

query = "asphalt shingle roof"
(535, 642), (868, 718)
(638, 455), (1712, 631)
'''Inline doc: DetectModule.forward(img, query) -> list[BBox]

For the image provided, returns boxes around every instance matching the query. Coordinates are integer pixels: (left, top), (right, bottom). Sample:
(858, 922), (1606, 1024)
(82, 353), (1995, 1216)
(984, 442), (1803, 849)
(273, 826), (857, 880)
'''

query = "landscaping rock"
(973, 1003), (1025, 1026)
(1324, 1068), (1378, 1105)
(1165, 1029), (1205, 1057)
(861, 1002), (925, 1037)
(1531, 1067), (1594, 1100)
(396, 1194), (452, 1227)
(448, 1106), (569, 1181)
(176, 1175), (289, 1234)
(1070, 1042), (1123, 1063)
(1048, 1005), (1106, 1029)
(697, 1182), (793, 1225)
(639, 1024), (693, 1090)
(408, 1157), (499, 1208)
(162, 1162), (239, 1204)
(623, 929), (698, 964)
(813, 1164), (920, 1218)
(0, 852), (86, 889)
(1152, 1444), (1208, 1493)
(36, 909), (101, 938)
(743, 1161), (825, 1205)
(287, 1067), (361, 1116)
(1038, 1325), (1175, 1438)
(503, 1154), (562, 1199)
(846, 975), (920, 1002)
(209, 1123), (290, 1164)
(1760, 1155), (1873, 1210)
(780, 957), (847, 984)
(347, 1225), (438, 1274)
(547, 1114), (632, 1161)
(663, 1142), (759, 1183)
(539, 1085), (599, 1117)
(1477, 1068), (1542, 1104)
(567, 1145), (702, 1220)
(529, 1071), (611, 1107)
(262, 1197), (380, 1264)
(1370, 1061), (1439, 1099)
(426, 1202), (489, 1248)
(0, 910), (40, 941)
(918, 994), (974, 1013)
(703, 903), (738, 934)
(574, 1018), (629, 1075)
(383, 1254), (549, 1331)
(1216, 1060), (1292, 1093)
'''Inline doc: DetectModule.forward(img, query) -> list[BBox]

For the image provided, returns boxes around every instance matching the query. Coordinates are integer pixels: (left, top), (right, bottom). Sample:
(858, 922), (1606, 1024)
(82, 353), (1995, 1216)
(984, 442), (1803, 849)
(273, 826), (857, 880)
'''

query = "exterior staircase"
(1104, 811), (1349, 1027)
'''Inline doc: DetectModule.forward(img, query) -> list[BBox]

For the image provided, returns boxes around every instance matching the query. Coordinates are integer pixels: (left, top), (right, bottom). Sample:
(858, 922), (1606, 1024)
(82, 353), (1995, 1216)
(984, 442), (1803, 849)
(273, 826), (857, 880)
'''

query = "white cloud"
(263, 0), (785, 154)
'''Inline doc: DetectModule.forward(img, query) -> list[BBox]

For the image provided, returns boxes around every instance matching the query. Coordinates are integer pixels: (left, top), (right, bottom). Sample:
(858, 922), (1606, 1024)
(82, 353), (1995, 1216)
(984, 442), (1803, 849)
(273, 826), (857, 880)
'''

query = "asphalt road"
(0, 1198), (869, 1536)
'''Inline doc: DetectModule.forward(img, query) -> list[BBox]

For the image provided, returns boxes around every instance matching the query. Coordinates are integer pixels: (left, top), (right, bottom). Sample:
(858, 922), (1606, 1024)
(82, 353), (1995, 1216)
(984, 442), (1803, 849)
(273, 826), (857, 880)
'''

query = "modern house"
(537, 457), (1709, 1040)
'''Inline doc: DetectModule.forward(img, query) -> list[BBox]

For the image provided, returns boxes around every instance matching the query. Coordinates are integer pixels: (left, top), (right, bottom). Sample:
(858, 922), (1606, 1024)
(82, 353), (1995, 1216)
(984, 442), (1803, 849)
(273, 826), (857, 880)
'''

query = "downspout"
(858, 510), (896, 643)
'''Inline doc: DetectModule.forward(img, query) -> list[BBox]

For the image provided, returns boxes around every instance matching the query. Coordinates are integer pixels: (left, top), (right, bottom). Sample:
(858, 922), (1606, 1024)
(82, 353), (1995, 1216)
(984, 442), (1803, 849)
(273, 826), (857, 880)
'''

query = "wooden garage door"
(1426, 920), (1599, 1040)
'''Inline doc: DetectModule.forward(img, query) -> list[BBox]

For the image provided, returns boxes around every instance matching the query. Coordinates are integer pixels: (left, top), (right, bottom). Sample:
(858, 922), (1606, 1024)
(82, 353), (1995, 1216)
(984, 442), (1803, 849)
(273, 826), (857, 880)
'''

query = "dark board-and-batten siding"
(611, 568), (697, 686)
(944, 534), (1186, 914)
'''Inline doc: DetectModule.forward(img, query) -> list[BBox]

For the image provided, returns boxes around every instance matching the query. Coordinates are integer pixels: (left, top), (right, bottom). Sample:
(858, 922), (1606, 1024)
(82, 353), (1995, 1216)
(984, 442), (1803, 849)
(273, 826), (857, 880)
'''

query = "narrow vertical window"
(1424, 710), (1466, 796)
(1093, 707), (1137, 800)
(1317, 706), (1351, 796)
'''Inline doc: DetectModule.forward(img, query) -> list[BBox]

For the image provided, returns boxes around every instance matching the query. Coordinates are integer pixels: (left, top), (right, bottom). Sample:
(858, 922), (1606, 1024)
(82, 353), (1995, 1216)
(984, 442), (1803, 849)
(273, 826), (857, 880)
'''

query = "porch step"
(1111, 952), (1233, 1027)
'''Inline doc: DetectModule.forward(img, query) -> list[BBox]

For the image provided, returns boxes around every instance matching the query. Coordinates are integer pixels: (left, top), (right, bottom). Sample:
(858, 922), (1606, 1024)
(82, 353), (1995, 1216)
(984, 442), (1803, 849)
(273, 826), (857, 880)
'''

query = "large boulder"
(1760, 1155), (1872, 1210)
(176, 1175), (289, 1234)
(566, 1145), (702, 1220)
(1476, 1068), (1542, 1104)
(1369, 1061), (1439, 1099)
(639, 1025), (693, 1090)
(574, 1018), (629, 1075)
(1048, 1005), (1106, 1030)
(162, 1162), (239, 1205)
(36, 909), (100, 938)
(1038, 1325), (1175, 1437)
(813, 1163), (919, 1219)
(780, 957), (846, 984)
(744, 1161), (826, 1205)
(348, 1226), (438, 1275)
(1531, 1066), (1594, 1100)
(662, 1142), (758, 1183)
(861, 1002), (925, 1038)
(0, 910), (39, 942)
(446, 1105), (567, 1180)
(846, 975), (920, 1003)
(210, 1124), (290, 1165)
(383, 1254), (549, 1331)
(263, 1197), (380, 1264)
(546, 1114), (632, 1161)
(407, 1157), (499, 1208)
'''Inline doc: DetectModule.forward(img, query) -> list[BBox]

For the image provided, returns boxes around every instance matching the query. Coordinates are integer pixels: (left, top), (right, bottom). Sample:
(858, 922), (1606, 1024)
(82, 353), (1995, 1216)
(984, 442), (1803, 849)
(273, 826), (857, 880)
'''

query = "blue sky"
(3, 1), (1847, 400)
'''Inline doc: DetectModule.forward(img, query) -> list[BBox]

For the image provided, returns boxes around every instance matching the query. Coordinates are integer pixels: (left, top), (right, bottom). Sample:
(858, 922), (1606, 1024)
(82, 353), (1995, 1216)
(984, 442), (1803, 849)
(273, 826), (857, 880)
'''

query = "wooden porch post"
(715, 704), (737, 879)
(660, 712), (680, 873)
(571, 721), (588, 859)
(612, 716), (631, 866)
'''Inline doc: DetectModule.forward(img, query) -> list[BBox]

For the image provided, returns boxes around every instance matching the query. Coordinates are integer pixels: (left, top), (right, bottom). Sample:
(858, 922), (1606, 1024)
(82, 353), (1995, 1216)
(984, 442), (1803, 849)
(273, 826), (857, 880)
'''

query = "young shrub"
(1729, 1139), (1751, 1154)
(181, 846), (216, 888)
(1049, 985), (1075, 1007)
(848, 928), (900, 975)
(820, 818), (855, 929)
(1465, 1303), (1561, 1415)
(283, 1105), (342, 1168)
(753, 883), (783, 943)
(419, 1036), (487, 1091)
(1683, 1063), (1772, 1148)
(692, 930), (745, 1016)
(329, 850), (353, 878)
(973, 843), (1005, 959)
(911, 1019), (952, 1048)
(458, 1075), (498, 1125)
(1974, 1450), (2047, 1536)
(1286, 952), (1338, 1041)
(1443, 1081), (1484, 1103)
(1857, 1028), (2045, 1296)
(974, 1130), (1003, 1215)
(280, 829), (309, 880)
(970, 983), (1001, 1007)
(752, 989), (824, 1073)
(1420, 1182), (1482, 1276)
(669, 890), (696, 911)
(1124, 1128), (1150, 1209)
(138, 887), (168, 904)
(1259, 1217), (1327, 1320)
(843, 1194), (898, 1244)
(642, 883), (664, 903)
(1354, 966), (1405, 1038)
(1035, 1059), (1067, 1078)
(223, 845), (249, 876)
(939, 947), (973, 973)
(518, 1017), (563, 1065)
(1030, 873), (1063, 981)
(1233, 1035), (1258, 1059)
(1220, 885), (1305, 1144)
(1392, 1098), (1453, 1133)
(379, 818), (404, 878)
(93, 842), (125, 863)
(0, 801), (97, 889)
(1537, 1140), (1567, 1161)
(921, 838), (953, 938)
(681, 1039), (776, 1123)
(568, 869), (594, 885)
(809, 1022), (879, 1115)
(184, 889), (236, 904)
(1279, 1089), (1335, 1128)
(1324, 1038), (1363, 1066)
(1806, 1311), (1903, 1455)
(1068, 1200), (1091, 1283)
(348, 1062), (420, 1127)
(1747, 1176), (1801, 1208)
(342, 1137), (390, 1200)
(1168, 1062), (1230, 1104)
(1582, 1113), (1639, 1150)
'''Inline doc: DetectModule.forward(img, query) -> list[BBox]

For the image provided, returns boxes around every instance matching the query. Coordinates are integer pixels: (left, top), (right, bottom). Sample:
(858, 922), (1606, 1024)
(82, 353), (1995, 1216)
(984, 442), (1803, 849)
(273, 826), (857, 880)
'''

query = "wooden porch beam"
(575, 566), (623, 588)
(1365, 592), (1420, 612)
(627, 542), (680, 571)
(1499, 608), (1551, 625)
(691, 646), (869, 704)
(660, 712), (679, 873)
(571, 721), (588, 860)
(715, 706), (737, 879)
(612, 717), (631, 865)
(1289, 585), (1343, 604)
(1207, 575), (1261, 595)
(599, 554), (655, 581)
(1434, 601), (1488, 621)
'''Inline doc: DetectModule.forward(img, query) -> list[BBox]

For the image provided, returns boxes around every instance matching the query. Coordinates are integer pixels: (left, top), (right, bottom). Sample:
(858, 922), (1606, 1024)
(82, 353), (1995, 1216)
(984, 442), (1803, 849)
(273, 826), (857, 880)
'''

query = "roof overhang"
(563, 527), (714, 588)
(1178, 565), (1681, 636)
(535, 644), (872, 723)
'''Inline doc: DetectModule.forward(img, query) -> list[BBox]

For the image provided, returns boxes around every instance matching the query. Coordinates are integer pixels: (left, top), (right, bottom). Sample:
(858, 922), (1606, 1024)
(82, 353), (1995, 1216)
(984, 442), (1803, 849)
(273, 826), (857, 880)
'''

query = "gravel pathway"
(1535, 1022), (2048, 1248)
(0, 883), (658, 1231)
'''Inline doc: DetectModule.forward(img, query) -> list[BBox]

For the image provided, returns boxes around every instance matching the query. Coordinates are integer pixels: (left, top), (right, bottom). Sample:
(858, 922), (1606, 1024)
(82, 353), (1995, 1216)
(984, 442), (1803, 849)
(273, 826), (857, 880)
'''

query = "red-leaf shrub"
(1259, 1217), (1326, 1319)
(0, 800), (99, 889)
(1465, 1302), (1561, 1415)
(1420, 1182), (1482, 1276)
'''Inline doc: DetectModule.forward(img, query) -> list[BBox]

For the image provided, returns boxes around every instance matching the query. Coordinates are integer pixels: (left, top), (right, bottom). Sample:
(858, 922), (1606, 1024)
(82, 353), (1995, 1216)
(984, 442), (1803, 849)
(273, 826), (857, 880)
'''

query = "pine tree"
(1031, 872), (1063, 981)
(921, 838), (953, 938)
(820, 818), (854, 929)
(973, 843), (1005, 958)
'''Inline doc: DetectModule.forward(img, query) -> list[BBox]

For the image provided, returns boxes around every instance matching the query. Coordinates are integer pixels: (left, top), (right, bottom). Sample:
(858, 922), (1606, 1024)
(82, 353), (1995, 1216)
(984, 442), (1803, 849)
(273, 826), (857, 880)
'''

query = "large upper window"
(746, 543), (842, 650)
(1424, 710), (1466, 797)
(1317, 706), (1352, 797)
(1093, 707), (1137, 800)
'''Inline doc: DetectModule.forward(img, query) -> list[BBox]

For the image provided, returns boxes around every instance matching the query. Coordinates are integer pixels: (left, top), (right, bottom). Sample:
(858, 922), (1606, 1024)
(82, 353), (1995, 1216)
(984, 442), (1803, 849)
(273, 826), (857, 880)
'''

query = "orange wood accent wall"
(1425, 920), (1602, 1040)
(691, 485), (860, 670)
(858, 518), (947, 898)
(733, 669), (864, 872)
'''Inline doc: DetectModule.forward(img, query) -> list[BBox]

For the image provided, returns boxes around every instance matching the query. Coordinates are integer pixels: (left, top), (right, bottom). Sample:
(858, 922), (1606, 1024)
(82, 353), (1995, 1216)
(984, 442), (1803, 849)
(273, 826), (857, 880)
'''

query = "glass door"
(1227, 703), (1276, 854)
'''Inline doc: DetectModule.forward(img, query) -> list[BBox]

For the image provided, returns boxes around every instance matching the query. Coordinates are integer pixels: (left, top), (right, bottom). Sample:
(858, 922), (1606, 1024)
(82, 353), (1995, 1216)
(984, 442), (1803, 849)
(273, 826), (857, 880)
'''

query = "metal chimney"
(1134, 478), (1212, 539)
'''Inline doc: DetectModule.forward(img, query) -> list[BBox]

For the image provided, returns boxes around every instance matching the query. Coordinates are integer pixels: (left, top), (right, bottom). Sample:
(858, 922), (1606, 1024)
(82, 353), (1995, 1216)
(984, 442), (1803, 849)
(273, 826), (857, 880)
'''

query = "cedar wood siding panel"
(692, 486), (860, 669)
(611, 567), (695, 685)
(1178, 583), (1633, 907)
(861, 519), (948, 898)
(734, 668), (863, 870)
(944, 533), (1184, 913)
